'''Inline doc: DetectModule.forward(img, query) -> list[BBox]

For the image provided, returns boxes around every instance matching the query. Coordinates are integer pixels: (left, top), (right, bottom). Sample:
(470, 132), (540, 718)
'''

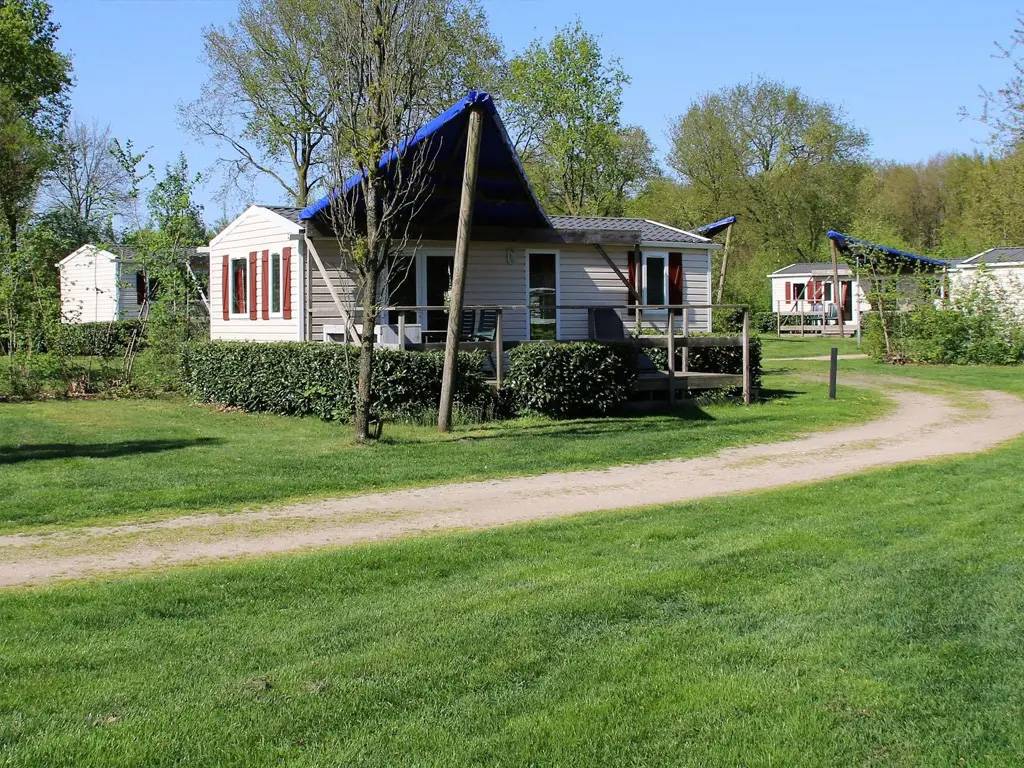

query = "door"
(425, 254), (454, 340)
(527, 251), (558, 340)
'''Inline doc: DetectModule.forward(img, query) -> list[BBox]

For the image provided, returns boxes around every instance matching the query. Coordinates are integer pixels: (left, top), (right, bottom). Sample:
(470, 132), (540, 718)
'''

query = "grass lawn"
(2, 423), (1022, 765)
(759, 333), (864, 359)
(0, 372), (885, 531)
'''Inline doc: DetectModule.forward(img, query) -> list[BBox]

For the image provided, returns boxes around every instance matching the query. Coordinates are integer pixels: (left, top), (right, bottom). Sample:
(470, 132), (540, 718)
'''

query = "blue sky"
(53, 0), (1019, 222)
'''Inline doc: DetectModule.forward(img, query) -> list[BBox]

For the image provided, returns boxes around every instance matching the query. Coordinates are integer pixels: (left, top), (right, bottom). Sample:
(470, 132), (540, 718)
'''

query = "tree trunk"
(354, 266), (378, 443)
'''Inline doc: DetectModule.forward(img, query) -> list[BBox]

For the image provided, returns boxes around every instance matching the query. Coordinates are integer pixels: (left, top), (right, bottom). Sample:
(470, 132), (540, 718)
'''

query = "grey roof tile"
(963, 247), (1024, 265)
(550, 216), (709, 244)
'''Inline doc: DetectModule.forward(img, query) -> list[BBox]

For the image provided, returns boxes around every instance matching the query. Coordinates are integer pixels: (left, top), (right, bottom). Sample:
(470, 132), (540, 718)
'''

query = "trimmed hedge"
(863, 309), (1024, 365)
(503, 342), (638, 418)
(184, 342), (493, 422)
(643, 335), (763, 389)
(48, 320), (144, 357)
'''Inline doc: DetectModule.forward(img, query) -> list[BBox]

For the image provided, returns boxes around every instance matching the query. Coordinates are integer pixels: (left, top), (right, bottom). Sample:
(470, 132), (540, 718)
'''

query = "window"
(230, 257), (248, 315)
(793, 283), (807, 300)
(528, 251), (557, 340)
(642, 253), (668, 309)
(269, 253), (282, 315)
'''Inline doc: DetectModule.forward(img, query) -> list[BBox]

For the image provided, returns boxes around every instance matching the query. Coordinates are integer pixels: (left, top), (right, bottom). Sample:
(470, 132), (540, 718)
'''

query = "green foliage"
(503, 342), (638, 418)
(503, 21), (657, 216)
(184, 342), (494, 422)
(644, 335), (763, 389)
(47, 320), (143, 358)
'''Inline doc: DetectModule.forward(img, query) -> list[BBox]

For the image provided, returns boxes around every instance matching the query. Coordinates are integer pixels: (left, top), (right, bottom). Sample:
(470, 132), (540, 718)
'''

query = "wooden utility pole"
(715, 221), (733, 305)
(829, 237), (845, 337)
(438, 107), (484, 432)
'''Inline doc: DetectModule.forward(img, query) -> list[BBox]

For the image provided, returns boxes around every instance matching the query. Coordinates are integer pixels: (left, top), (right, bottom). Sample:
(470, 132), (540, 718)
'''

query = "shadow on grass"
(0, 438), (223, 465)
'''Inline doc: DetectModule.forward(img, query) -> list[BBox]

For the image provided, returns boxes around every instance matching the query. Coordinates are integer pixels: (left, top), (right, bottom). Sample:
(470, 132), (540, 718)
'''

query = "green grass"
(0, 372), (884, 531)
(759, 333), (864, 359)
(2, 427), (1023, 765)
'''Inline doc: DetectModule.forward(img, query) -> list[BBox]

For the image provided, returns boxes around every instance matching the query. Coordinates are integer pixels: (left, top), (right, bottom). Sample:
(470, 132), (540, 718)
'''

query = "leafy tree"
(503, 21), (657, 216)
(963, 12), (1024, 150)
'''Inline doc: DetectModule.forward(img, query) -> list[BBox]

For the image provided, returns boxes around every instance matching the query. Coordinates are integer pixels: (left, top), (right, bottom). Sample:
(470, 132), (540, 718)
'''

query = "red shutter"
(282, 247), (292, 319)
(627, 250), (637, 316)
(668, 252), (683, 315)
(136, 271), (146, 305)
(248, 251), (258, 320)
(221, 256), (230, 321)
(261, 250), (270, 320)
(807, 280), (815, 301)
(785, 281), (792, 302)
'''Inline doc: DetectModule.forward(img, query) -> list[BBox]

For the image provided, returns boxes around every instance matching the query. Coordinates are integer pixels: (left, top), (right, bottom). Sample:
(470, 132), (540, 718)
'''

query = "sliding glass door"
(528, 251), (557, 340)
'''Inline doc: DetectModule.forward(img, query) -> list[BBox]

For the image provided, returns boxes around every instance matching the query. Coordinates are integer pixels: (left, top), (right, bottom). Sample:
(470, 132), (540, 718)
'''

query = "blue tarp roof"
(827, 230), (948, 267)
(299, 91), (550, 234)
(694, 215), (736, 239)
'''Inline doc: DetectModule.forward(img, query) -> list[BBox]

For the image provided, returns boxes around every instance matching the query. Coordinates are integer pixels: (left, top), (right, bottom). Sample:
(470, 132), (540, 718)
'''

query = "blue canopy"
(827, 230), (947, 268)
(694, 215), (737, 239)
(300, 91), (550, 236)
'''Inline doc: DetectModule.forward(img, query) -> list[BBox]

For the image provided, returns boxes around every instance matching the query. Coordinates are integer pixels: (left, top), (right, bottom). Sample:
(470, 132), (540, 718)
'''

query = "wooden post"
(829, 346), (838, 399)
(715, 222), (733, 304)
(681, 308), (690, 373)
(666, 311), (676, 407)
(829, 238), (845, 337)
(587, 307), (596, 340)
(742, 307), (751, 405)
(494, 309), (504, 388)
(398, 313), (406, 351)
(438, 107), (484, 433)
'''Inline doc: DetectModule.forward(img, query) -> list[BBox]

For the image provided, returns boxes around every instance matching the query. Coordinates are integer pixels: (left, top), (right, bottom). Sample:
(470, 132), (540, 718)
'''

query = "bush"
(48, 320), (144, 357)
(183, 342), (494, 423)
(863, 306), (1024, 366)
(755, 311), (778, 334)
(503, 342), (638, 418)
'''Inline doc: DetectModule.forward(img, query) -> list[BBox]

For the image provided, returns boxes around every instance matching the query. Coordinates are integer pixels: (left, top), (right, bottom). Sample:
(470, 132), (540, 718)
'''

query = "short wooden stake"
(829, 347), (838, 399)
(681, 309), (690, 372)
(742, 308), (751, 405)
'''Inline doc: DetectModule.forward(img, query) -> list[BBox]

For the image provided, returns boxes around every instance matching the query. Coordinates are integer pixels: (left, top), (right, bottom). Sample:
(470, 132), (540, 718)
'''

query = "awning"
(827, 230), (947, 268)
(300, 91), (550, 238)
(693, 215), (737, 239)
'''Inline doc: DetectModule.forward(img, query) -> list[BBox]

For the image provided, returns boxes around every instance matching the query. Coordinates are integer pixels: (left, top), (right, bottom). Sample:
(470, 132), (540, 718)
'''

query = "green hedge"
(863, 309), (1024, 365)
(503, 342), (638, 418)
(184, 342), (494, 422)
(48, 320), (144, 357)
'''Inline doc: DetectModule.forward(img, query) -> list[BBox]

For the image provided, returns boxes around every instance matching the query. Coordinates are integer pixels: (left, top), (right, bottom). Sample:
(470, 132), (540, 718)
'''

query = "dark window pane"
(646, 257), (665, 306)
(529, 252), (557, 340)
(232, 259), (247, 314)
(271, 254), (282, 314)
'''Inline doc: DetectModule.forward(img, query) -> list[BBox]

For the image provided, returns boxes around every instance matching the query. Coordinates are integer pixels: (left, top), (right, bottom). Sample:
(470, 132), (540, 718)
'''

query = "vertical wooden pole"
(715, 222), (733, 304)
(776, 302), (781, 338)
(666, 310), (676, 407)
(829, 346), (838, 399)
(438, 107), (484, 433)
(829, 238), (845, 337)
(587, 307), (596, 340)
(398, 313), (406, 351)
(494, 309), (504, 388)
(742, 307), (751, 405)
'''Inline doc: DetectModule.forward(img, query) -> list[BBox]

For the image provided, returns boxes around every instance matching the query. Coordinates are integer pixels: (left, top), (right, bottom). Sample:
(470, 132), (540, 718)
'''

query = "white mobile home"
(206, 93), (717, 347)
(767, 262), (867, 335)
(947, 247), (1024, 317)
(58, 244), (205, 324)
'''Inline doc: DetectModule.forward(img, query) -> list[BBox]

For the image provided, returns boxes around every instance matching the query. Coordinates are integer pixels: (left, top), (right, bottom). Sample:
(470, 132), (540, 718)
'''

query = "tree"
(181, 0), (503, 208)
(964, 12), (1024, 150)
(0, 0), (72, 249)
(503, 21), (657, 216)
(319, 0), (466, 442)
(40, 120), (132, 244)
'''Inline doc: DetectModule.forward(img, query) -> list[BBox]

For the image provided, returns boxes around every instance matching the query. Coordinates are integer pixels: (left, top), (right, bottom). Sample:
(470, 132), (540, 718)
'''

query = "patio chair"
(472, 309), (498, 341)
(458, 308), (476, 341)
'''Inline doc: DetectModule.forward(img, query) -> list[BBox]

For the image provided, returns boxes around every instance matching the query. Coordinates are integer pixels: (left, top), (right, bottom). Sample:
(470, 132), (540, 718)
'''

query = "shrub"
(183, 342), (494, 423)
(863, 306), (1024, 366)
(503, 342), (638, 418)
(48, 320), (144, 357)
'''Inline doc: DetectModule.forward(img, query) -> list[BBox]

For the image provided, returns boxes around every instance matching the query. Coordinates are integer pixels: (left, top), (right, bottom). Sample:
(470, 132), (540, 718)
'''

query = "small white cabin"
(58, 244), (204, 324)
(767, 262), (868, 335)
(947, 247), (1024, 318)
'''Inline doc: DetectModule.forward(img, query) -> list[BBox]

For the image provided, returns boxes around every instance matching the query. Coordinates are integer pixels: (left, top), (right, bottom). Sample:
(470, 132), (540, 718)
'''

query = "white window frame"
(229, 255), (249, 318)
(268, 251), (284, 318)
(641, 250), (669, 313)
(525, 249), (560, 341)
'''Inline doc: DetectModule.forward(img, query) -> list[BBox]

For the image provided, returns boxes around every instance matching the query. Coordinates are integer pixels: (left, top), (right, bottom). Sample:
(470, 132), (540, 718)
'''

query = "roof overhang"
(827, 230), (947, 268)
(57, 244), (117, 267)
(300, 91), (550, 239)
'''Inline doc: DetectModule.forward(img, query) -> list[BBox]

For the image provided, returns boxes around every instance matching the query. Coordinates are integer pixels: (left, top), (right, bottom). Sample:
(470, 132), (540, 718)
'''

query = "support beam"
(592, 244), (640, 304)
(306, 237), (358, 342)
(829, 237), (845, 337)
(666, 311), (676, 407)
(715, 222), (733, 305)
(438, 106), (484, 433)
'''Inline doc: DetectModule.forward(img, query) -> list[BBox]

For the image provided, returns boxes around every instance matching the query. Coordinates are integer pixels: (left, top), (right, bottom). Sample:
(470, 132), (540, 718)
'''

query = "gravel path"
(3, 377), (1023, 588)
